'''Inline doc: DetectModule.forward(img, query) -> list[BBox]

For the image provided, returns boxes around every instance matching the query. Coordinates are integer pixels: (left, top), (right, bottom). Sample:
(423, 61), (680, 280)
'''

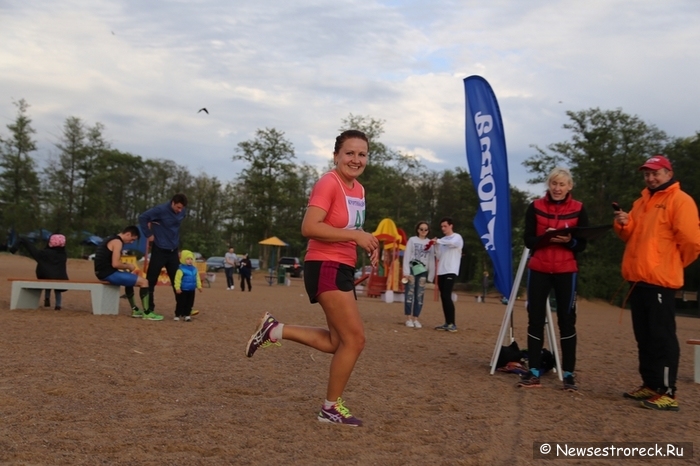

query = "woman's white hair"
(546, 167), (574, 188)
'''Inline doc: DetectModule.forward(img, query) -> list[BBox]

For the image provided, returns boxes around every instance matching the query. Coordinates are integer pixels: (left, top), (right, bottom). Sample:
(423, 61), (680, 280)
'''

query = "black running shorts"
(303, 260), (356, 304)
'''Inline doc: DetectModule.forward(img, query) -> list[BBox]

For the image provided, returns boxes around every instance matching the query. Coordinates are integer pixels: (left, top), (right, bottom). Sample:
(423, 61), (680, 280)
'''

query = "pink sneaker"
(318, 398), (362, 426)
(245, 312), (281, 357)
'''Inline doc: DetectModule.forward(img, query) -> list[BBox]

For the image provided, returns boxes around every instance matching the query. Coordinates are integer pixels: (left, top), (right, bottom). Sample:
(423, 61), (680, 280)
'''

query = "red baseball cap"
(639, 155), (672, 171)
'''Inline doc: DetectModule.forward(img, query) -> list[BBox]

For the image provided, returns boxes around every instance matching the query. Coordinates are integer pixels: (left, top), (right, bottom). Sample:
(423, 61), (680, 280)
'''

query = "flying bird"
(197, 108), (209, 114)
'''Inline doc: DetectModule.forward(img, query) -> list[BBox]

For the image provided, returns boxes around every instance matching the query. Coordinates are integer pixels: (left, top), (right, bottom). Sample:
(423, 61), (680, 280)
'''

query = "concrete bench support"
(688, 339), (700, 384)
(9, 279), (121, 315)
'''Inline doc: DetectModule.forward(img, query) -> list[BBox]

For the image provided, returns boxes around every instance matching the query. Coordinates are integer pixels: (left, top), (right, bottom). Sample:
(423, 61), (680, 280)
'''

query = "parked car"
(279, 256), (303, 278)
(206, 256), (226, 272)
(354, 265), (373, 280)
(250, 258), (260, 270)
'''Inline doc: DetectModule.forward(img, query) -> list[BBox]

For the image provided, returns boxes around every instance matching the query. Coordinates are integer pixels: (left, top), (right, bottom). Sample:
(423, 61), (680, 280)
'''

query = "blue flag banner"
(464, 75), (513, 297)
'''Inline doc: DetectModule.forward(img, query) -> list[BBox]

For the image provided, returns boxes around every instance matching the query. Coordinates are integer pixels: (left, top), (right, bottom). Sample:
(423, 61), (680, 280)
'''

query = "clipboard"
(534, 224), (612, 249)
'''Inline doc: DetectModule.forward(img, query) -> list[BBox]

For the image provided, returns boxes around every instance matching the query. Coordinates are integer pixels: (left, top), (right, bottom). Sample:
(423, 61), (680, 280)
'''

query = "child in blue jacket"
(173, 250), (202, 321)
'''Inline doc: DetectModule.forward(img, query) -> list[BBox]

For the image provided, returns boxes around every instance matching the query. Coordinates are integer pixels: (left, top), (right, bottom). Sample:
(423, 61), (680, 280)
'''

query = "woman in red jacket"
(518, 167), (588, 391)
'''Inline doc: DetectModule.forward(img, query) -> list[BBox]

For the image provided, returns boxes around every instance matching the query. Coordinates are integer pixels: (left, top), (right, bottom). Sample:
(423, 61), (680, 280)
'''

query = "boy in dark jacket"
(11, 234), (69, 310)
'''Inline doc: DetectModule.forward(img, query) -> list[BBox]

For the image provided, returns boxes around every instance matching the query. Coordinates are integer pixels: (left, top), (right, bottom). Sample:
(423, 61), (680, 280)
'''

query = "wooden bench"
(688, 339), (700, 384)
(9, 279), (121, 315)
(675, 290), (698, 302)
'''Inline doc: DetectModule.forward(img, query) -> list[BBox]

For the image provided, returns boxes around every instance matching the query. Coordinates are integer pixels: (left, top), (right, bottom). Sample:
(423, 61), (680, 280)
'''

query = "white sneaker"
(184, 316), (191, 322)
(405, 320), (414, 328)
(413, 320), (422, 329)
(174, 317), (180, 321)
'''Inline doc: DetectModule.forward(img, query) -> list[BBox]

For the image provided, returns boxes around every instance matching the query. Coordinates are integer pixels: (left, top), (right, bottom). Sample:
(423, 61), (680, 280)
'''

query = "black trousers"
(175, 290), (196, 317)
(224, 267), (235, 288)
(437, 274), (457, 325)
(526, 270), (578, 373)
(146, 245), (180, 313)
(240, 272), (251, 291)
(629, 285), (679, 393)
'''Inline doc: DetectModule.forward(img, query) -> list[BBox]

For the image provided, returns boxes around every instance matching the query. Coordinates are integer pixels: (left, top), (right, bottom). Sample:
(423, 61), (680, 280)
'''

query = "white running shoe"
(413, 320), (422, 329)
(405, 320), (414, 328)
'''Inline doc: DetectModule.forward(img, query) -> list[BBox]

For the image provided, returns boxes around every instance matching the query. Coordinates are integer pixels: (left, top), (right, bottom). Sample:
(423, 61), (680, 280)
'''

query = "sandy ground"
(1, 253), (699, 465)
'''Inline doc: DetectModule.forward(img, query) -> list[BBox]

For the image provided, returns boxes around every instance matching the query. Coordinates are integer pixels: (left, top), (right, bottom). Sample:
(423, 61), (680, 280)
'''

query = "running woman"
(245, 130), (379, 426)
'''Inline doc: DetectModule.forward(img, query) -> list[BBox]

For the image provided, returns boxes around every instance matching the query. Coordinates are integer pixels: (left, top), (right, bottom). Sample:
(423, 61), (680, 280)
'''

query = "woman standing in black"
(518, 167), (588, 391)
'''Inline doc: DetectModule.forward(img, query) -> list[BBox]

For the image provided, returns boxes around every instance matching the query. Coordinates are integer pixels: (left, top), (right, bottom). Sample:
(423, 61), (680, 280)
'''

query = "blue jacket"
(138, 202), (186, 250)
(175, 265), (199, 291)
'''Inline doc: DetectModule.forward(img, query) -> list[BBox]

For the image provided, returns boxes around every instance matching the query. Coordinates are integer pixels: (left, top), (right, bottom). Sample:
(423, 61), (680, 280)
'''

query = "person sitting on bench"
(10, 233), (68, 310)
(94, 226), (153, 319)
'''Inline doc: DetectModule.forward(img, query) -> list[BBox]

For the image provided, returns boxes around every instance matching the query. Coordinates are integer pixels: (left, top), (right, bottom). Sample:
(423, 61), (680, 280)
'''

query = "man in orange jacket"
(614, 155), (700, 411)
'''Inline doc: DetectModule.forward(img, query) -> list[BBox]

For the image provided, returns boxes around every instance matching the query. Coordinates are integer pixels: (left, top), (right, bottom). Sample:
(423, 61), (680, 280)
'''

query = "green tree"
(339, 114), (426, 230)
(44, 117), (88, 232)
(665, 132), (700, 292)
(432, 168), (481, 283)
(231, 128), (315, 267)
(0, 99), (41, 234)
(83, 149), (150, 235)
(180, 173), (226, 257)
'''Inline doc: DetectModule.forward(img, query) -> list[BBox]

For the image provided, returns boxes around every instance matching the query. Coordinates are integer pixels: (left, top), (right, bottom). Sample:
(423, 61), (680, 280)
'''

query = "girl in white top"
(402, 221), (435, 328)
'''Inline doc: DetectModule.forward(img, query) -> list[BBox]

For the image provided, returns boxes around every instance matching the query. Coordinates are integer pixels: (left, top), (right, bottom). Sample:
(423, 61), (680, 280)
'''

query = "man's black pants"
(145, 245), (180, 313)
(438, 273), (457, 325)
(629, 285), (679, 393)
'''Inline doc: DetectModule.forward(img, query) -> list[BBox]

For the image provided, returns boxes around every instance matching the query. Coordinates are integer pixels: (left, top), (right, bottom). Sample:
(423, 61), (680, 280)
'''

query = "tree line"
(2, 99), (700, 301)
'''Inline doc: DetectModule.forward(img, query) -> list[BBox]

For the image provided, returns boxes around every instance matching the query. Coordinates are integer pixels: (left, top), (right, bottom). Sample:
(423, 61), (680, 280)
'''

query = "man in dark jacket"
(138, 193), (188, 320)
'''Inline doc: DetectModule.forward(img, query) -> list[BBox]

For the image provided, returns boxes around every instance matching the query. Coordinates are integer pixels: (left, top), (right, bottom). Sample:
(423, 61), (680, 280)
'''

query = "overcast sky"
(2, 0), (699, 195)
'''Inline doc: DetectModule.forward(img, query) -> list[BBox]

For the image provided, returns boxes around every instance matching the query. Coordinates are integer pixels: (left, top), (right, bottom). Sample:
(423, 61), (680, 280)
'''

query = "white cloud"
(2, 0), (700, 194)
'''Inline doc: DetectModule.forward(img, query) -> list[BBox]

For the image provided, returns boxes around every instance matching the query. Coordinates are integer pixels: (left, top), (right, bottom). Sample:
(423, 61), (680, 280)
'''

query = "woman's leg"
(413, 273), (428, 318)
(282, 290), (365, 401)
(404, 276), (415, 317)
(320, 291), (365, 400)
(553, 272), (578, 373)
(525, 270), (551, 373)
